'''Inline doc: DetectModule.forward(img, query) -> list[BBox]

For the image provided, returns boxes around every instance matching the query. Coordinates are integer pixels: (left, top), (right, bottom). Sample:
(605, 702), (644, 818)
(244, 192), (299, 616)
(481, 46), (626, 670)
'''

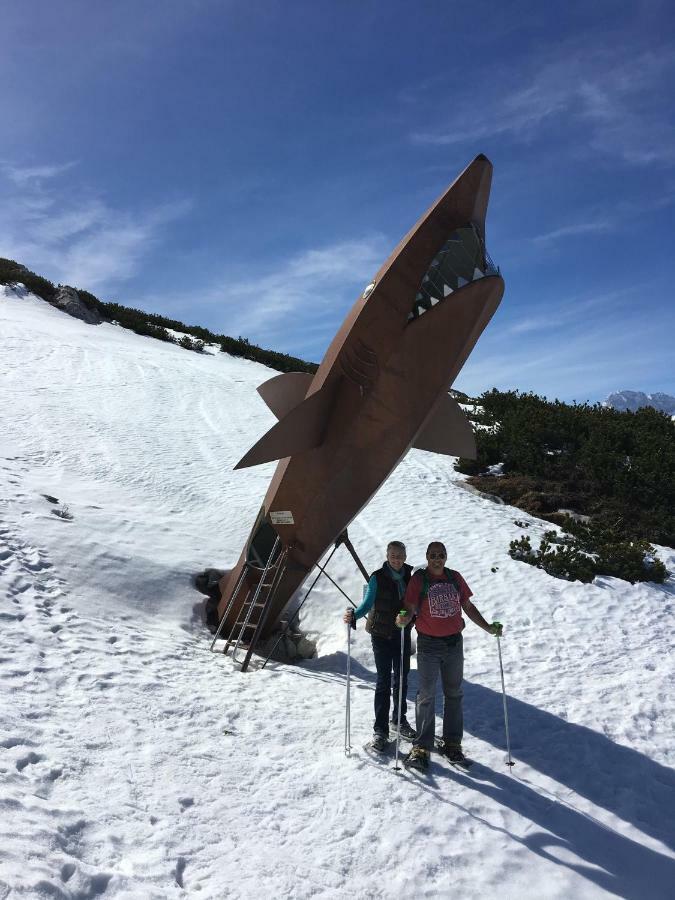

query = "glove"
(396, 610), (410, 628)
(343, 608), (356, 629)
(490, 621), (503, 637)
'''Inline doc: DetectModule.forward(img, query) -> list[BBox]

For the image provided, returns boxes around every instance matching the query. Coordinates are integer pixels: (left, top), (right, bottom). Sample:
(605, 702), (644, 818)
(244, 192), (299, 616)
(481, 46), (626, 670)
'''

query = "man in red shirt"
(396, 541), (502, 772)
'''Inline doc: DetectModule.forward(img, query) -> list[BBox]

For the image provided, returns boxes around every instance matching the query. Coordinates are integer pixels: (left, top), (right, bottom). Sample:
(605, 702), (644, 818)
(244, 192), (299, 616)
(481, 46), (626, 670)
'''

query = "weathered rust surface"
(218, 155), (504, 638)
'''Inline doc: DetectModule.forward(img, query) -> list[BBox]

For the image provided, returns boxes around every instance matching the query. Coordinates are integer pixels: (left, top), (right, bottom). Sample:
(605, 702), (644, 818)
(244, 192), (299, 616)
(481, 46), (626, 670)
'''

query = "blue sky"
(2, 0), (674, 402)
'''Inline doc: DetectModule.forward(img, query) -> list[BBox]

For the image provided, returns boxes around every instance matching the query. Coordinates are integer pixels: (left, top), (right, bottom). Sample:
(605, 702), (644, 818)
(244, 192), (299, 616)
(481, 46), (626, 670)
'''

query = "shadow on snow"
(281, 652), (675, 899)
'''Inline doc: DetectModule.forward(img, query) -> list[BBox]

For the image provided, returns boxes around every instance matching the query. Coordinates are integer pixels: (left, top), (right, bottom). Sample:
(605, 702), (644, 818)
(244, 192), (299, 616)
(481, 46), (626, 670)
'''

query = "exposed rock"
(194, 568), (227, 633)
(194, 568), (226, 601)
(53, 285), (102, 325)
(296, 636), (316, 659)
(282, 636), (298, 659)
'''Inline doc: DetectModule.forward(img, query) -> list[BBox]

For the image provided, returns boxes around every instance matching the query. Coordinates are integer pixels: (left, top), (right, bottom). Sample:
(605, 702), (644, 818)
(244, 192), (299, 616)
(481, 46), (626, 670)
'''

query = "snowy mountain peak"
(604, 390), (675, 415)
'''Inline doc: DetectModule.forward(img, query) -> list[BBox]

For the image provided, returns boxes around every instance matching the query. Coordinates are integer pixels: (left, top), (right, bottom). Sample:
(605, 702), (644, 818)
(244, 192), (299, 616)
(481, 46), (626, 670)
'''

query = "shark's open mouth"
(408, 223), (499, 322)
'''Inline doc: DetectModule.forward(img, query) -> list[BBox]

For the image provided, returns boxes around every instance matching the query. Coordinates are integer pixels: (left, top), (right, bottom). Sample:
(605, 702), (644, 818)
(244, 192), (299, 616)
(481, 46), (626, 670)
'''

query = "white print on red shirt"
(427, 582), (461, 619)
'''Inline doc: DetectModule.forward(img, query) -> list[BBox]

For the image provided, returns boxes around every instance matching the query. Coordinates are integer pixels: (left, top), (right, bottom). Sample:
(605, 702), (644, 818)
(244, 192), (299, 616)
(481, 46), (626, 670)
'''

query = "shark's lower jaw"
(407, 223), (499, 322)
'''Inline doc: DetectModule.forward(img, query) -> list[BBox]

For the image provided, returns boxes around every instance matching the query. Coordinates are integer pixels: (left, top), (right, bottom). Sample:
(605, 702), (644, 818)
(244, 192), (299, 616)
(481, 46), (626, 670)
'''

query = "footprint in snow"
(16, 751), (44, 772)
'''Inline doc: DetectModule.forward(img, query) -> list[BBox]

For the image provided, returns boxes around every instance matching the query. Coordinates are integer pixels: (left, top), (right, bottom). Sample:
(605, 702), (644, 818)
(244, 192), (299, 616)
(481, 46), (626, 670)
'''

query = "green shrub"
(461, 389), (675, 549)
(0, 257), (57, 302)
(132, 321), (174, 342)
(509, 521), (668, 584)
(509, 532), (597, 582)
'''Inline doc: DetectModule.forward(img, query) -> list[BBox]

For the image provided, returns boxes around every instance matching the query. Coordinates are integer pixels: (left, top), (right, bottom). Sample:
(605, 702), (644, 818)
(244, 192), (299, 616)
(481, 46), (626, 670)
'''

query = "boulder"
(296, 636), (316, 659)
(194, 568), (226, 600)
(54, 285), (102, 325)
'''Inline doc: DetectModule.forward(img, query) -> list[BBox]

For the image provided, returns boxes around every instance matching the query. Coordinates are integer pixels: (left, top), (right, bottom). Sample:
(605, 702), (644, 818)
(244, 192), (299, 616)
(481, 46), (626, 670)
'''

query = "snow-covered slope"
(2, 286), (674, 899)
(605, 390), (675, 415)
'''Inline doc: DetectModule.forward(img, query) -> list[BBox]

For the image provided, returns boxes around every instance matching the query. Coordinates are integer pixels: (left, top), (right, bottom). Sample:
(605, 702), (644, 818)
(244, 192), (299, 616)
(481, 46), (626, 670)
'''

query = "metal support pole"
(340, 532), (370, 582)
(314, 561), (358, 607)
(260, 542), (342, 669)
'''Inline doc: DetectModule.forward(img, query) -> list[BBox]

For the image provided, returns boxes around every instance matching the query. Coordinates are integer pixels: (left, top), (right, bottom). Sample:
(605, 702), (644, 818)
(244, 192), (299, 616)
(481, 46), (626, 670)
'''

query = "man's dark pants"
(371, 628), (411, 735)
(415, 632), (464, 750)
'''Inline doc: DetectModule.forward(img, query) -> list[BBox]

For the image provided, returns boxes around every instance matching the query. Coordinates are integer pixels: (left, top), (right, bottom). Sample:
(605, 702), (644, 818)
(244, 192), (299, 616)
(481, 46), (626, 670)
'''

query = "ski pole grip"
(397, 609), (407, 628)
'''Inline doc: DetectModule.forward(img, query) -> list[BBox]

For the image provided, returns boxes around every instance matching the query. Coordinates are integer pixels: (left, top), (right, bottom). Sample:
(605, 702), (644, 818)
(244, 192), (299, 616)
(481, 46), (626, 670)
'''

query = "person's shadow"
(410, 669), (675, 898)
(460, 678), (675, 854)
(291, 652), (675, 898)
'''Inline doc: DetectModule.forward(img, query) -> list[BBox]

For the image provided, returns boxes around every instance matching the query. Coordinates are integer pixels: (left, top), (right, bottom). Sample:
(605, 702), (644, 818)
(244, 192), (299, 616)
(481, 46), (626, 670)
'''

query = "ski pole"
(345, 620), (352, 757)
(494, 625), (514, 768)
(393, 611), (407, 773)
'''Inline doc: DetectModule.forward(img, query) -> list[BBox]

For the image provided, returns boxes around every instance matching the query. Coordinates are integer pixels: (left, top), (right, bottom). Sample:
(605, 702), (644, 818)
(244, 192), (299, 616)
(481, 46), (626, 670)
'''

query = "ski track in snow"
(1, 287), (674, 899)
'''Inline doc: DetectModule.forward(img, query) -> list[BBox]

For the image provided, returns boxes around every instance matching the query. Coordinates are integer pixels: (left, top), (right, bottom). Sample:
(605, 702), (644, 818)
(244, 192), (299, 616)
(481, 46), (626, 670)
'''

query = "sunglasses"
(428, 552), (446, 559)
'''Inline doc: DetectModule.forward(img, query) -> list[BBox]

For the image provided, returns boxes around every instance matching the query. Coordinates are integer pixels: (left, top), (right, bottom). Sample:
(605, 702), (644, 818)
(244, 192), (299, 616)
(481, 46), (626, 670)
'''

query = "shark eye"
(362, 282), (376, 300)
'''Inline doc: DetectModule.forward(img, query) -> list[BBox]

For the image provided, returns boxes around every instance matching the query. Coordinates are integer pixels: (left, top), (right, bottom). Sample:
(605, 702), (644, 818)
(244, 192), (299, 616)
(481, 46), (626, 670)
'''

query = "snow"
(1, 285), (674, 899)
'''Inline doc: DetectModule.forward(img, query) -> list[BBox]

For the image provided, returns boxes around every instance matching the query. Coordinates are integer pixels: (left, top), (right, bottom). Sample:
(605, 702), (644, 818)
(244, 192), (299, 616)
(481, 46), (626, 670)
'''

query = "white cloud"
(129, 234), (389, 360)
(0, 161), (191, 292)
(215, 236), (389, 338)
(532, 220), (613, 243)
(0, 161), (78, 185)
(409, 43), (675, 167)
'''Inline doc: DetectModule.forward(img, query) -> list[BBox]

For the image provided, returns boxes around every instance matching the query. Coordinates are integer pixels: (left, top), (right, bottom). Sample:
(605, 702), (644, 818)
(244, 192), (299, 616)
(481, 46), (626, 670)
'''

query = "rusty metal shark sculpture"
(215, 154), (504, 664)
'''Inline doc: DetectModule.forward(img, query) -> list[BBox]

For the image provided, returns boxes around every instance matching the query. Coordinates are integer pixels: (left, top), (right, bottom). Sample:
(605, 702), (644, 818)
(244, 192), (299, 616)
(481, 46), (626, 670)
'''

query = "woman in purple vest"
(343, 541), (415, 751)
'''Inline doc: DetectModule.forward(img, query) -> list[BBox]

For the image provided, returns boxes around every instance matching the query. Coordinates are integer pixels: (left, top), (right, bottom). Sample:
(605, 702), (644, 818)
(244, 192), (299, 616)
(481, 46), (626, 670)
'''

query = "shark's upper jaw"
(407, 223), (499, 322)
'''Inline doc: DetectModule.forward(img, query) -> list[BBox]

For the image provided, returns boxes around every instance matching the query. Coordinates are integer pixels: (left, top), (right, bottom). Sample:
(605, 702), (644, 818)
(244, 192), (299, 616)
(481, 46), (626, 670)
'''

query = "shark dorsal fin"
(257, 372), (314, 419)
(235, 382), (336, 469)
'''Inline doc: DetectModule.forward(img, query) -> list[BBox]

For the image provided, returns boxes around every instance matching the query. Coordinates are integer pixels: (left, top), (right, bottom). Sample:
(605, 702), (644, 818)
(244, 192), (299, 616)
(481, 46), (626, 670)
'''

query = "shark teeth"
(408, 222), (496, 323)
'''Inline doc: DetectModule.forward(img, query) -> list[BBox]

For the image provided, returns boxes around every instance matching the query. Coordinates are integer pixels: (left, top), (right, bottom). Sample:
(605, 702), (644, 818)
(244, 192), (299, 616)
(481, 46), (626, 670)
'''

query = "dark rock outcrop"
(53, 286), (102, 325)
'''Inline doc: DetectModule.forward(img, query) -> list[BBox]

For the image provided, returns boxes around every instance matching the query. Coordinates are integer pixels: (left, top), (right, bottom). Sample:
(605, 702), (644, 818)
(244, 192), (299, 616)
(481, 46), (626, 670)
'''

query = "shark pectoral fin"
(235, 383), (334, 469)
(412, 394), (477, 460)
(257, 372), (314, 419)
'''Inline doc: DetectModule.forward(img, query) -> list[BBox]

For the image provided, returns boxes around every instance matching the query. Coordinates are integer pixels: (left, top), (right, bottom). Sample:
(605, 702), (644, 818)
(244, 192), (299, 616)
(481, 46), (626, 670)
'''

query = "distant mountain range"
(604, 390), (675, 415)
